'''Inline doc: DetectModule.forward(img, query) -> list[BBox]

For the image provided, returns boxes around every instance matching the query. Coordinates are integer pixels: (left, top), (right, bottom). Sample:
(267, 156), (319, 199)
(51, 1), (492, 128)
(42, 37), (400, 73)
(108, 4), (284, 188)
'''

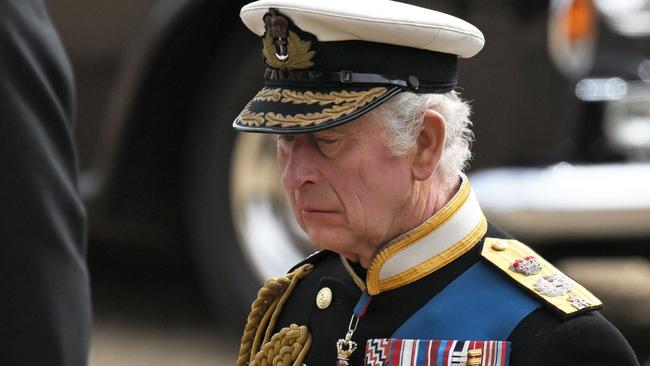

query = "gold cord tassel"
(237, 264), (313, 366)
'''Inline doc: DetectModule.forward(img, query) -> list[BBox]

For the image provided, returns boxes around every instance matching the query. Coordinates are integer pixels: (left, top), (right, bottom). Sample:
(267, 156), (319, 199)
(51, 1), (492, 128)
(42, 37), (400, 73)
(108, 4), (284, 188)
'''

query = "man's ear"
(412, 109), (445, 181)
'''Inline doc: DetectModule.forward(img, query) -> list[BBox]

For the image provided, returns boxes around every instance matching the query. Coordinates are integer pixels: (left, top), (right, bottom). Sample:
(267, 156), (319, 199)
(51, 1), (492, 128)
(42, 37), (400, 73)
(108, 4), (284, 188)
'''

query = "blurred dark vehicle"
(471, 0), (650, 257)
(47, 0), (647, 324)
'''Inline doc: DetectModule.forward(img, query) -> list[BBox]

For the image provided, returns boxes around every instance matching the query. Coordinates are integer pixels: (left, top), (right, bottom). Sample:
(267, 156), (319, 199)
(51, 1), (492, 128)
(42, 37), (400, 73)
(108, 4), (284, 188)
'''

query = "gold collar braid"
(237, 263), (314, 366)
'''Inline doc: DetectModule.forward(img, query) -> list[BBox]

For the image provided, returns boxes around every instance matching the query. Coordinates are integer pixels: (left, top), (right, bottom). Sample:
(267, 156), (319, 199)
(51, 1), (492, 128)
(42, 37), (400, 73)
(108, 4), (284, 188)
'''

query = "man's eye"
(317, 137), (338, 145)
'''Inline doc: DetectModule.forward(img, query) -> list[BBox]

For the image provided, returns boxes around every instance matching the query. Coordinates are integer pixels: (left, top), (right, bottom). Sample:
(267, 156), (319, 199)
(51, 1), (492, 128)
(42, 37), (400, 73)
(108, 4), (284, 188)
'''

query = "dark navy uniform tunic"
(263, 181), (639, 366)
(274, 229), (637, 365)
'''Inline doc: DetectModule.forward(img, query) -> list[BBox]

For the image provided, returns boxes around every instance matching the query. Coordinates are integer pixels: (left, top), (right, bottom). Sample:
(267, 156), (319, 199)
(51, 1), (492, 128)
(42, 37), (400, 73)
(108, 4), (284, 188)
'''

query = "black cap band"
(263, 38), (458, 94)
(264, 69), (457, 93)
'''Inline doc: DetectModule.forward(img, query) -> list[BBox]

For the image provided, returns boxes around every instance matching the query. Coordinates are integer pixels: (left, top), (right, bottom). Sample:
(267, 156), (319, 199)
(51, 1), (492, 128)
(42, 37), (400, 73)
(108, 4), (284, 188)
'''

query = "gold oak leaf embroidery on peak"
(265, 104), (358, 127)
(239, 107), (265, 126)
(263, 31), (316, 70)
(252, 88), (282, 103)
(281, 89), (385, 106)
(238, 87), (388, 127)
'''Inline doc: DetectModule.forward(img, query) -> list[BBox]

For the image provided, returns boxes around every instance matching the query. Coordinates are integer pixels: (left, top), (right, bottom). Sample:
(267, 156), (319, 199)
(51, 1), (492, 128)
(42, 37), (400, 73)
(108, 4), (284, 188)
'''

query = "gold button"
(316, 287), (333, 309)
(491, 240), (508, 251)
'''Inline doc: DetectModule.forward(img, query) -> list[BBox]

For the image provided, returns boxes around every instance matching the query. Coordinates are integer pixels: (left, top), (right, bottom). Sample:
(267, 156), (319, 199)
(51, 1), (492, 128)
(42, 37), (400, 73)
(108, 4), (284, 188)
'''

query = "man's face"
(277, 114), (414, 266)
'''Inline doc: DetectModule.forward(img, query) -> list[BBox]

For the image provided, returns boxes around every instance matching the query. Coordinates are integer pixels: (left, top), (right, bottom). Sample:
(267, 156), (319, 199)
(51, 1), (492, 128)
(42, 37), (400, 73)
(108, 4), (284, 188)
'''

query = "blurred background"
(45, 0), (649, 364)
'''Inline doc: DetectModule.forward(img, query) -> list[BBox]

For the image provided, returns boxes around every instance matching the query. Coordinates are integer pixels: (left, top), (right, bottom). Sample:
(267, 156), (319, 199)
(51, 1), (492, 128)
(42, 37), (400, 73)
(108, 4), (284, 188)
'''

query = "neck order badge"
(336, 292), (372, 365)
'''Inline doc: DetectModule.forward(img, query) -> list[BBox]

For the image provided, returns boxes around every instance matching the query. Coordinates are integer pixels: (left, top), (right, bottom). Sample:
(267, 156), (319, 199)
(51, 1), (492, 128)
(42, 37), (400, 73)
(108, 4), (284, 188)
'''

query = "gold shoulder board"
(481, 237), (603, 318)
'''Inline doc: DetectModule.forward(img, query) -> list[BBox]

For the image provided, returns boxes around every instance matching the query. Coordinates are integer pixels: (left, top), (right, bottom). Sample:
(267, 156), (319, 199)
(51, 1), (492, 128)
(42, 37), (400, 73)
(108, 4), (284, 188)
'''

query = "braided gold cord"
(239, 280), (290, 365)
(262, 265), (307, 345)
(237, 264), (313, 366)
(250, 324), (312, 366)
(251, 297), (281, 358)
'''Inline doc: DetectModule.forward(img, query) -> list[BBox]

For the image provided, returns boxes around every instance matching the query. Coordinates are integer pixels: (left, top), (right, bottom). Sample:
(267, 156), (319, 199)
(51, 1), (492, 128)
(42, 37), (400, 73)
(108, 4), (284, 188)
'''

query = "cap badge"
(509, 256), (542, 276)
(263, 9), (315, 70)
(533, 273), (575, 297)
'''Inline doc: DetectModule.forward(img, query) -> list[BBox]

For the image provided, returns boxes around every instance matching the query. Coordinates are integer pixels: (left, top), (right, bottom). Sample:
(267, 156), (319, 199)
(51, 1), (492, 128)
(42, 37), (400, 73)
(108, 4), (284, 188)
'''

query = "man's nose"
(281, 136), (320, 190)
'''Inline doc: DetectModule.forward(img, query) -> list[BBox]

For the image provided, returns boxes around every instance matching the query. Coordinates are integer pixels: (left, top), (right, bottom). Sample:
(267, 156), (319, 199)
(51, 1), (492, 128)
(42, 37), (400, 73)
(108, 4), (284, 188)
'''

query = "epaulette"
(288, 250), (333, 273)
(481, 237), (603, 318)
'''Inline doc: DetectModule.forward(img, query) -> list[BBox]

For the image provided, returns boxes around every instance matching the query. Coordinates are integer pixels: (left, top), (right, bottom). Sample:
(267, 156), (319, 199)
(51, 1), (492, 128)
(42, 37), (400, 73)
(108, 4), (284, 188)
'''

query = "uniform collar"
(342, 175), (488, 295)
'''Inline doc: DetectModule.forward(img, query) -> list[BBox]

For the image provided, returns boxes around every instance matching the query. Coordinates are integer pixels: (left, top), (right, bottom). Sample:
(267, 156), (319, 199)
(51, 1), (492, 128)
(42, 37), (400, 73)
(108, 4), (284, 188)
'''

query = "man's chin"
(306, 231), (372, 268)
(306, 229), (352, 253)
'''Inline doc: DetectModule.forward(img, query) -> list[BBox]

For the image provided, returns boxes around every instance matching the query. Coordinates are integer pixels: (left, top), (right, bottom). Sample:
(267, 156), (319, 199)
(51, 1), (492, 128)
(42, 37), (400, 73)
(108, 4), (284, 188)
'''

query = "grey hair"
(369, 91), (474, 183)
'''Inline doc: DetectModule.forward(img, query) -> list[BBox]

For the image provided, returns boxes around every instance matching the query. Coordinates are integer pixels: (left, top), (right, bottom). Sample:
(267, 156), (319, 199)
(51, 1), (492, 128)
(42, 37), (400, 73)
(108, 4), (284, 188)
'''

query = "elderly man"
(233, 0), (638, 365)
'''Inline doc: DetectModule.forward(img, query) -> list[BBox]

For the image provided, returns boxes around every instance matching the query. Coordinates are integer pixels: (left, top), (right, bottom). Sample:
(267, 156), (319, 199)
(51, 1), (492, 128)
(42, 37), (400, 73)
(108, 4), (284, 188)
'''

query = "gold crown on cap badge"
(262, 9), (315, 70)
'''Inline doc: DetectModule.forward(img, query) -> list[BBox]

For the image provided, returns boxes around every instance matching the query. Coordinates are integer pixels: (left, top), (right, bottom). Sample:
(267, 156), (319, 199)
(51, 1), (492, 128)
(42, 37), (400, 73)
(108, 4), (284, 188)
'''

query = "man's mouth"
(298, 206), (340, 219)
(300, 208), (337, 214)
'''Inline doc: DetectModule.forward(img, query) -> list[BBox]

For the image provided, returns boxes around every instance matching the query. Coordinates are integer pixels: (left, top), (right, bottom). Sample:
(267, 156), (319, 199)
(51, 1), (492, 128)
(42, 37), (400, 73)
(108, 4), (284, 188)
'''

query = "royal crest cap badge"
(262, 9), (316, 70)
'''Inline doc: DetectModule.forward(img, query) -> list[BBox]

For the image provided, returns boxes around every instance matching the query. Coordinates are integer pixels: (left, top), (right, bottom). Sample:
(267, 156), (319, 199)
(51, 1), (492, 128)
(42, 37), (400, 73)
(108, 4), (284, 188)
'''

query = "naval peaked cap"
(234, 0), (485, 134)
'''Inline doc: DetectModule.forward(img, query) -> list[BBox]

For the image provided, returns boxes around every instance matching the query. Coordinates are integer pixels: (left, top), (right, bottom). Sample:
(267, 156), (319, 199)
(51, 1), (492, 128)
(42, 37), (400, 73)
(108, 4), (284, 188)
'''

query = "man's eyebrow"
(313, 128), (348, 137)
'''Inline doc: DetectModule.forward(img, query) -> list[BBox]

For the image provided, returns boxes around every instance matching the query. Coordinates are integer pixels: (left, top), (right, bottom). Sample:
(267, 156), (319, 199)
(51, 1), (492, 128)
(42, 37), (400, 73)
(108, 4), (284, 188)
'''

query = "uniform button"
(316, 287), (333, 309)
(491, 240), (508, 251)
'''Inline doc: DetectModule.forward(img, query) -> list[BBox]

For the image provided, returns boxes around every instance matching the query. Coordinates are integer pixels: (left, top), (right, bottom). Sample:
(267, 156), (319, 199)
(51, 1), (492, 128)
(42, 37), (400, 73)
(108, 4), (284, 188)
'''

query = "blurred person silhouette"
(0, 0), (91, 364)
